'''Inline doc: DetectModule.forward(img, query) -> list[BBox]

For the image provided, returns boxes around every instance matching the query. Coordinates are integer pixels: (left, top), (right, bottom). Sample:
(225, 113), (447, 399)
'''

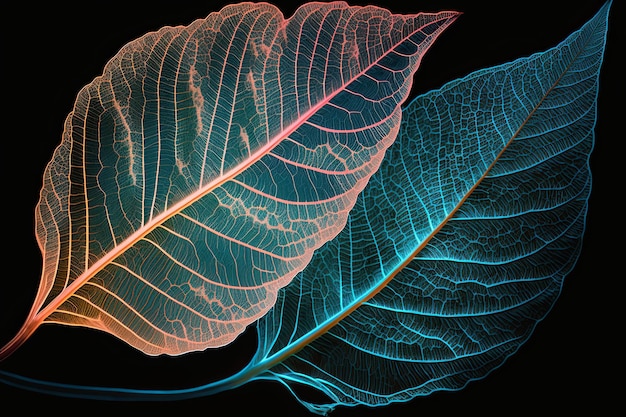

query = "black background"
(1, 1), (621, 415)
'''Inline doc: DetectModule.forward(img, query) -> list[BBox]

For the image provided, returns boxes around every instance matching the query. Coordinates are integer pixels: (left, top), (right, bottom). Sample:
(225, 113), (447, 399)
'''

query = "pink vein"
(141, 236), (268, 290)
(307, 7), (329, 109)
(104, 261), (242, 322)
(81, 96), (90, 271)
(176, 212), (297, 262)
(231, 178), (346, 205)
(304, 109), (396, 133)
(268, 150), (363, 175)
(218, 12), (254, 178)
(149, 34), (178, 221)
(59, 288), (201, 348)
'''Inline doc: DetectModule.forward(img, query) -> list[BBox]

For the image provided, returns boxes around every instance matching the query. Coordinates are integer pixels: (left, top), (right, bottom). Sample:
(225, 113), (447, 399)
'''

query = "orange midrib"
(32, 99), (324, 325)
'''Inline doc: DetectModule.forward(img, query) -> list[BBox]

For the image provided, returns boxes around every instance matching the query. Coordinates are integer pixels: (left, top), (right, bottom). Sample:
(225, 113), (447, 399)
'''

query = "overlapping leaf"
(0, 2), (611, 415)
(0, 2), (458, 358)
(246, 2), (610, 413)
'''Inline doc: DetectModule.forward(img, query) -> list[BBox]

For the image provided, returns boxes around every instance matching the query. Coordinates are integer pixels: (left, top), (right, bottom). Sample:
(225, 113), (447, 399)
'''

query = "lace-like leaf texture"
(249, 2), (610, 413)
(0, 2), (458, 358)
(0, 2), (611, 416)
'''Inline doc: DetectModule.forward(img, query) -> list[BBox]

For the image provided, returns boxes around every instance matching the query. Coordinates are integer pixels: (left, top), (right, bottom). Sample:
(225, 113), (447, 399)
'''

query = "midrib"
(253, 37), (587, 375)
(34, 99), (321, 324)
(30, 14), (455, 325)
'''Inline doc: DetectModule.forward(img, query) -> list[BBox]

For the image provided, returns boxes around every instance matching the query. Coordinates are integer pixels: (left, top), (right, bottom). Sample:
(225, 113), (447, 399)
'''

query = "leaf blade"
(252, 2), (611, 412)
(1, 2), (459, 358)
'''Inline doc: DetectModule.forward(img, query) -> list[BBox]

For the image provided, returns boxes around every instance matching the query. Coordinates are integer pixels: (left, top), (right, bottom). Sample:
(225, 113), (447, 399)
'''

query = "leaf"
(0, 2), (458, 358)
(0, 1), (612, 415)
(244, 1), (611, 413)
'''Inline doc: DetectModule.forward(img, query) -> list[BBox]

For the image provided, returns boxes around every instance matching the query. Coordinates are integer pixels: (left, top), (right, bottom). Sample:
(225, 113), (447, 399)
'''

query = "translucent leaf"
(249, 2), (611, 412)
(0, 2), (458, 358)
(0, 2), (612, 415)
